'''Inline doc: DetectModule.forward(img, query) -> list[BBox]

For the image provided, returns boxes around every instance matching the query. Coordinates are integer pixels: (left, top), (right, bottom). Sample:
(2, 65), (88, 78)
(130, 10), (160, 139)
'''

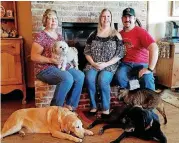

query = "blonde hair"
(97, 8), (115, 34)
(42, 9), (58, 27)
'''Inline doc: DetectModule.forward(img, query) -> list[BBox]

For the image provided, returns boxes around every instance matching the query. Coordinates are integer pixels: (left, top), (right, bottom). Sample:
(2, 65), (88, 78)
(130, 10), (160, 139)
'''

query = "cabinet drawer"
(1, 40), (21, 54)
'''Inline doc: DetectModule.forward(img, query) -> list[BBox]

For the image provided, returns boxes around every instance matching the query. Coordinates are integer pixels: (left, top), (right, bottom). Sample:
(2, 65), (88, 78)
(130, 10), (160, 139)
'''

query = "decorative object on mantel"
(6, 10), (13, 17)
(1, 27), (18, 38)
(0, 5), (5, 17)
(1, 27), (9, 38)
(157, 40), (171, 59)
(9, 29), (18, 37)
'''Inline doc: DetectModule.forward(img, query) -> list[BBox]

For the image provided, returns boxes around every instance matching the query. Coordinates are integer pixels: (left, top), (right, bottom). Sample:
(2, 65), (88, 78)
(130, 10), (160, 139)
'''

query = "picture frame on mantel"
(172, 1), (179, 16)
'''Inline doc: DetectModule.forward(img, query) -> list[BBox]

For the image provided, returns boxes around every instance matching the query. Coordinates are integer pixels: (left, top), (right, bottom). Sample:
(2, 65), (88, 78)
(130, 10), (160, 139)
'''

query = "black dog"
(88, 105), (167, 143)
(87, 103), (132, 132)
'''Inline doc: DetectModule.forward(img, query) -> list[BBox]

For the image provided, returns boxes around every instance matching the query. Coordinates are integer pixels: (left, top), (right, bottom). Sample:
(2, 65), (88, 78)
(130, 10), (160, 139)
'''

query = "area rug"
(161, 91), (179, 108)
(76, 110), (96, 124)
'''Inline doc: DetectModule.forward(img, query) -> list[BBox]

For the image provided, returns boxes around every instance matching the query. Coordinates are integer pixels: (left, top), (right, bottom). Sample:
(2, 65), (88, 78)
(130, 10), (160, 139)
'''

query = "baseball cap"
(122, 7), (135, 16)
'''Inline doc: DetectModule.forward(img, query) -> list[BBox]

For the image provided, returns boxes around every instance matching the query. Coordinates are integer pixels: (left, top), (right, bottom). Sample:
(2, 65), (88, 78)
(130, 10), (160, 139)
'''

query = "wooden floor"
(1, 89), (179, 143)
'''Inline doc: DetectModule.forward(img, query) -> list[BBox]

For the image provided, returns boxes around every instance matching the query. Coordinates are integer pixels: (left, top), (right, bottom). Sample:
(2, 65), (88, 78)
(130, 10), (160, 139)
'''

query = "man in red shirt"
(115, 8), (159, 90)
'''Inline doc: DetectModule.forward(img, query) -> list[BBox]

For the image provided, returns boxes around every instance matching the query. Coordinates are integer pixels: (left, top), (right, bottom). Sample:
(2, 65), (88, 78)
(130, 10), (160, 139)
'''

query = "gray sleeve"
(84, 30), (97, 56)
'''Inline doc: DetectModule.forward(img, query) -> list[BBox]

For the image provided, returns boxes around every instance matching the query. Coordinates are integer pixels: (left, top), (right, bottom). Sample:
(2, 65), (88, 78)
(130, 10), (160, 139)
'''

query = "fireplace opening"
(62, 22), (118, 71)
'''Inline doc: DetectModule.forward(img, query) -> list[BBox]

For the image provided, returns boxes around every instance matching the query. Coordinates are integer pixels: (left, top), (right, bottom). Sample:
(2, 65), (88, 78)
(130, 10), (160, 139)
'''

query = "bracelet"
(147, 67), (153, 72)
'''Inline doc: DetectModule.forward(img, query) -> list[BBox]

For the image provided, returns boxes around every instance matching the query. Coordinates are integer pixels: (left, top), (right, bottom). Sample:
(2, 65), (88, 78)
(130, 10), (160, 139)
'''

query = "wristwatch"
(147, 67), (153, 72)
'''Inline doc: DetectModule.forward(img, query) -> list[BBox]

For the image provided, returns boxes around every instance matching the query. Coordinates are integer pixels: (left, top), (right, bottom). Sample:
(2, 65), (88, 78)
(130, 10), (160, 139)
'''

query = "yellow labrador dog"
(1, 106), (93, 142)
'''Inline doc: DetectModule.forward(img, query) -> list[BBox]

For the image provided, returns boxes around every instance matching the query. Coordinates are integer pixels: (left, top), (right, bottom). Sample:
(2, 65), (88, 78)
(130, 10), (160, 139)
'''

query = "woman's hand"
(49, 58), (62, 65)
(97, 62), (108, 70)
(92, 62), (108, 70)
(91, 62), (100, 69)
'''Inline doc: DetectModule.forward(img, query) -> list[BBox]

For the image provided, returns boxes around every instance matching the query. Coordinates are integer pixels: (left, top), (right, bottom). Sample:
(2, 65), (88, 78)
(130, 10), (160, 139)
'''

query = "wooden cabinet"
(1, 38), (26, 104)
(156, 42), (179, 88)
(1, 1), (26, 104)
(1, 1), (18, 38)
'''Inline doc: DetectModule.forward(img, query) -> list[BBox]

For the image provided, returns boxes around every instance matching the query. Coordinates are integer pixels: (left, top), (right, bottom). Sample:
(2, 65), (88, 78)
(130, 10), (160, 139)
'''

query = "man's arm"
(138, 42), (159, 78)
(148, 43), (159, 71)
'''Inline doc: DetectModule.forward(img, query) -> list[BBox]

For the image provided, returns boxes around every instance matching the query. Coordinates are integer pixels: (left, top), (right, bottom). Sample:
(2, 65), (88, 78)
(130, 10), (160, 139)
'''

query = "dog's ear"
(57, 107), (69, 123)
(52, 42), (58, 53)
(64, 123), (71, 134)
(71, 47), (78, 53)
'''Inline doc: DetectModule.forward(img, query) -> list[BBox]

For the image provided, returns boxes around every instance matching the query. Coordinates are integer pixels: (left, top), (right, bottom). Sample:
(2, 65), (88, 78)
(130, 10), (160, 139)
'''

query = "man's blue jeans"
(85, 69), (113, 111)
(36, 66), (84, 109)
(115, 62), (155, 90)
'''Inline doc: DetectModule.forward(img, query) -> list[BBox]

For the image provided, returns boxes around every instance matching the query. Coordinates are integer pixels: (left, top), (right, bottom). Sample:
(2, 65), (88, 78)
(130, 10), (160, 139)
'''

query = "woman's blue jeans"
(115, 62), (155, 90)
(36, 66), (84, 109)
(85, 69), (113, 111)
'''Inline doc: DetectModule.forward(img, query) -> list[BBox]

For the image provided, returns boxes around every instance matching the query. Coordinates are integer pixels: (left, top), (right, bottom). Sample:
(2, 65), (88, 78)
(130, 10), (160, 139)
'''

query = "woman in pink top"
(31, 9), (84, 111)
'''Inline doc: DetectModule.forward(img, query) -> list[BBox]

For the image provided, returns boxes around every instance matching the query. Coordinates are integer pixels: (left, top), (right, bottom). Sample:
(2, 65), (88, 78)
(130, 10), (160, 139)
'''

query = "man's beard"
(123, 21), (131, 30)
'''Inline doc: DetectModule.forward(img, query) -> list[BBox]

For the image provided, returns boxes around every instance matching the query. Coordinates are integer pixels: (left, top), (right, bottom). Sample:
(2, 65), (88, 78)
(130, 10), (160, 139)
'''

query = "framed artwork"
(172, 1), (179, 16)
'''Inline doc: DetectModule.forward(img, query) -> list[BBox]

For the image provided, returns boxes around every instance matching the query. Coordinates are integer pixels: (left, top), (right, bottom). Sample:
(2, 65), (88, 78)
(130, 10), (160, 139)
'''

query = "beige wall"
(16, 1), (34, 87)
(148, 1), (179, 40)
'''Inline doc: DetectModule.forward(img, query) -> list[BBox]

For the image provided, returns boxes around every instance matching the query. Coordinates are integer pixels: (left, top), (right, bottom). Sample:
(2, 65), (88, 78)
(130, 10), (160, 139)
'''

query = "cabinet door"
(1, 41), (22, 85)
(172, 54), (179, 87)
(156, 58), (173, 87)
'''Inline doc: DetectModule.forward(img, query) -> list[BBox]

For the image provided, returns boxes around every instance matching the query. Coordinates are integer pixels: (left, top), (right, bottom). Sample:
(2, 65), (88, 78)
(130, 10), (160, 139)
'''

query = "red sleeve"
(138, 27), (155, 49)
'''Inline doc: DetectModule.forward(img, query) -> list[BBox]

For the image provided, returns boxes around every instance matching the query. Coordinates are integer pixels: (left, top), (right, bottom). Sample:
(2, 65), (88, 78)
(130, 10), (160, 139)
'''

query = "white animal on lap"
(52, 41), (79, 70)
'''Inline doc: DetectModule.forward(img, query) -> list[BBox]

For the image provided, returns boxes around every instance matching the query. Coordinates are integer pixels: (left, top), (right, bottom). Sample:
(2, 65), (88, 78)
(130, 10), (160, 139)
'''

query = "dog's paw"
(98, 128), (104, 135)
(85, 130), (94, 136)
(19, 130), (25, 137)
(76, 138), (83, 143)
(0, 135), (3, 140)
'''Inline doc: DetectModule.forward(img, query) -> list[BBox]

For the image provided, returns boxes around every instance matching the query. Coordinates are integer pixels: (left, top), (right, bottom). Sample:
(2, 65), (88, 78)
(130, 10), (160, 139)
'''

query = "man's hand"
(138, 68), (151, 78)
